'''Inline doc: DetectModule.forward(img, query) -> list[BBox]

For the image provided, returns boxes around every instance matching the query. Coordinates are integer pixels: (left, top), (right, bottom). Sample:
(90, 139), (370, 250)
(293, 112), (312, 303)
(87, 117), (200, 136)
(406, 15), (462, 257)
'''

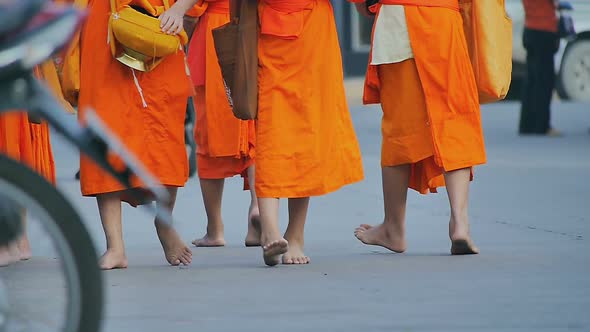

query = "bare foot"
(156, 223), (192, 266)
(449, 218), (479, 255)
(99, 249), (128, 270)
(451, 239), (479, 255)
(282, 241), (309, 265)
(245, 207), (261, 247)
(17, 236), (32, 261)
(262, 238), (288, 267)
(0, 245), (19, 267)
(192, 234), (225, 247)
(354, 223), (406, 253)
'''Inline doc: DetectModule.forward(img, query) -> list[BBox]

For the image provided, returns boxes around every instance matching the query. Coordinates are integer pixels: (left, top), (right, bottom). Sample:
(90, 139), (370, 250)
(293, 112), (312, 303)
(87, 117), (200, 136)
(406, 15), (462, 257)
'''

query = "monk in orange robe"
(0, 113), (35, 266)
(256, 0), (364, 266)
(79, 0), (200, 269)
(352, 0), (485, 255)
(186, 0), (260, 248)
(0, 57), (67, 266)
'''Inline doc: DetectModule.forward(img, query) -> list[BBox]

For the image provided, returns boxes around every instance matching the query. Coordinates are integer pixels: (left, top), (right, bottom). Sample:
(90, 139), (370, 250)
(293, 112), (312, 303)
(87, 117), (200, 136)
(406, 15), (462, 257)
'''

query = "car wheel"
(557, 38), (590, 102)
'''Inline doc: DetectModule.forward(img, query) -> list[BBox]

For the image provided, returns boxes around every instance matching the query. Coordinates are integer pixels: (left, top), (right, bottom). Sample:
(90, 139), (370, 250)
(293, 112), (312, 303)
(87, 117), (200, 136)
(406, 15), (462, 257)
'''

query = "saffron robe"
(255, 0), (364, 198)
(79, 0), (191, 198)
(356, 0), (486, 193)
(187, 0), (255, 181)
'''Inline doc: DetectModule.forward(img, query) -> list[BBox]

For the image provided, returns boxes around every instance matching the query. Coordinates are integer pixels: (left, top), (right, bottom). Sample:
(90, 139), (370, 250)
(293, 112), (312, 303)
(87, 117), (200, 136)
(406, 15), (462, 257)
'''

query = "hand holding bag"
(109, 0), (189, 72)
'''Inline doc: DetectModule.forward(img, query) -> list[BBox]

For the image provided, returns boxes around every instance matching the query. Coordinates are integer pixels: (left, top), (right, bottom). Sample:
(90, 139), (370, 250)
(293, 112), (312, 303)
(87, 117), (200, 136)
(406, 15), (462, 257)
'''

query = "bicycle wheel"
(0, 154), (102, 332)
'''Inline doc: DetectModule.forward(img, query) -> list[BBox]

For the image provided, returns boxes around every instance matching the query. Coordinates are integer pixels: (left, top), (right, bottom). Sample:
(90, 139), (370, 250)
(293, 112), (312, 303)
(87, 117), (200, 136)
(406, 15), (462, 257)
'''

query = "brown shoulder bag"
(212, 0), (259, 120)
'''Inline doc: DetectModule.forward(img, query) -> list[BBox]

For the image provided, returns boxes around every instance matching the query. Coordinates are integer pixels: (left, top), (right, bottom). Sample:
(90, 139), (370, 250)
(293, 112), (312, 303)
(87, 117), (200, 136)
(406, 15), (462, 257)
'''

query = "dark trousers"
(519, 28), (560, 134)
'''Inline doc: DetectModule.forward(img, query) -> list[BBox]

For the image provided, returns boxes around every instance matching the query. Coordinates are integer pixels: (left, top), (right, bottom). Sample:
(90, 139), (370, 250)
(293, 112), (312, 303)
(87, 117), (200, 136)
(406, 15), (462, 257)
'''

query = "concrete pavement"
(2, 99), (590, 331)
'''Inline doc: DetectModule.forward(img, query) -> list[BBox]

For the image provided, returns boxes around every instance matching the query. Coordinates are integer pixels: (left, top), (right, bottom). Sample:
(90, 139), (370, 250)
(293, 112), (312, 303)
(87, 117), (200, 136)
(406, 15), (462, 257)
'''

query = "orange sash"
(378, 0), (458, 11)
(259, 0), (315, 40)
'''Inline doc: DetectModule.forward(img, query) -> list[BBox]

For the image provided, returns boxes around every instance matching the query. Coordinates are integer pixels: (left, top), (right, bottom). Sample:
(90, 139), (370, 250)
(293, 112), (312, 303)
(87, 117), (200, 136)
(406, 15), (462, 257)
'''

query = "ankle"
(283, 232), (304, 246)
(104, 247), (125, 255)
(382, 218), (405, 231)
(206, 222), (224, 236)
(261, 229), (282, 244)
(450, 208), (468, 224)
(249, 203), (259, 212)
(449, 218), (471, 240)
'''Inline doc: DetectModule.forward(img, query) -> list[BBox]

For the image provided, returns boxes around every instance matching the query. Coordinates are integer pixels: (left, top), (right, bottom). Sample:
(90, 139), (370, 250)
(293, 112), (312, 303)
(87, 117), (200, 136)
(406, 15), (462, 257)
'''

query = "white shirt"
(370, 5), (414, 65)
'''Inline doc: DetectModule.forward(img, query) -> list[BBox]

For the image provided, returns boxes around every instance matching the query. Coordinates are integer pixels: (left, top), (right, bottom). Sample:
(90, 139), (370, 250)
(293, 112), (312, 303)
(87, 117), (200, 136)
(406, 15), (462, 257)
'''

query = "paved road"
(2, 101), (590, 331)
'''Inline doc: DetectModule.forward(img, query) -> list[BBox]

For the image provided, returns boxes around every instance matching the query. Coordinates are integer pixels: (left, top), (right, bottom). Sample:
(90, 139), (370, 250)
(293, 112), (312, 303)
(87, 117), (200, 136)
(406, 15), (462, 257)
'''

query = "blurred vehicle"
(506, 0), (590, 101)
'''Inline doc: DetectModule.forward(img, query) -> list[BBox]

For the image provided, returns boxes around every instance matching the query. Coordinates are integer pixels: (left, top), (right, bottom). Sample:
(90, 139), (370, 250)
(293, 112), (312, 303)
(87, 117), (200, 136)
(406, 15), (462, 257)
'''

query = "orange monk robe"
(26, 121), (56, 185)
(0, 113), (34, 168)
(255, 0), (364, 198)
(0, 112), (56, 185)
(186, 0), (255, 184)
(353, 0), (486, 193)
(78, 0), (191, 199)
(0, 62), (63, 185)
(17, 0), (85, 185)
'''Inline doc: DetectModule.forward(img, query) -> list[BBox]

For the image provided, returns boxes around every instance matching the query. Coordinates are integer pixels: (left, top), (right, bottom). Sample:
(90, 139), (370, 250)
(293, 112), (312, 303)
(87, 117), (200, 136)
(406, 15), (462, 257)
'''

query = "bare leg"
(97, 192), (128, 270)
(259, 197), (287, 266)
(0, 244), (19, 267)
(444, 168), (479, 255)
(282, 197), (310, 264)
(245, 165), (261, 247)
(355, 165), (409, 253)
(17, 210), (31, 261)
(193, 178), (226, 247)
(156, 187), (193, 266)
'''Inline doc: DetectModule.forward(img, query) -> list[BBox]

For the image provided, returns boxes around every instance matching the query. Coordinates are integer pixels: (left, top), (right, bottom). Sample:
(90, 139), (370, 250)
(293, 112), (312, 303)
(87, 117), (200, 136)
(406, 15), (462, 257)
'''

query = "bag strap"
(229, 0), (242, 22)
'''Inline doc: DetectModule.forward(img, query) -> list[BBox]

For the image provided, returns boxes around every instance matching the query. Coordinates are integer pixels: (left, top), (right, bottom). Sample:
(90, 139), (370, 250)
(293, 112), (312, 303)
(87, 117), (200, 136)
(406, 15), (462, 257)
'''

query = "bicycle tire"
(0, 154), (103, 332)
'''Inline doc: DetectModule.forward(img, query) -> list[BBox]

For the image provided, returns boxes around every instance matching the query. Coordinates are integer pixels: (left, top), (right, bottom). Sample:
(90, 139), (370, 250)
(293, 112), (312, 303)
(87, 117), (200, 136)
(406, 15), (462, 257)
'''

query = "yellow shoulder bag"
(108, 0), (189, 72)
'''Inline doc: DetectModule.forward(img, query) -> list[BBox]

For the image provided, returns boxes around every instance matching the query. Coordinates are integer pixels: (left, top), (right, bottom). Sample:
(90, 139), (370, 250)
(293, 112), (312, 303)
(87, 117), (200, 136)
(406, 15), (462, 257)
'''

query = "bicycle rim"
(0, 155), (102, 332)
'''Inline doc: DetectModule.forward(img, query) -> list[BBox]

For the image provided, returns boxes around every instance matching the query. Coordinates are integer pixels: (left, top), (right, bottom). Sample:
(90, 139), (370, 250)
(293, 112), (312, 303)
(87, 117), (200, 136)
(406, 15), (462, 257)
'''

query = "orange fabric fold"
(379, 60), (445, 193)
(256, 0), (364, 198)
(54, 0), (88, 107)
(0, 113), (34, 168)
(79, 0), (191, 200)
(259, 0), (315, 39)
(186, 0), (209, 17)
(34, 61), (75, 114)
(28, 122), (56, 185)
(206, 0), (229, 13)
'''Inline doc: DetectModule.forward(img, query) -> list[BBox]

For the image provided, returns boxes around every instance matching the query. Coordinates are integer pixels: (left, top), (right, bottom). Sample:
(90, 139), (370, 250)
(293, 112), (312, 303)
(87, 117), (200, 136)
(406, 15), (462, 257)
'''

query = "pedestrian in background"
(520, 0), (561, 136)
